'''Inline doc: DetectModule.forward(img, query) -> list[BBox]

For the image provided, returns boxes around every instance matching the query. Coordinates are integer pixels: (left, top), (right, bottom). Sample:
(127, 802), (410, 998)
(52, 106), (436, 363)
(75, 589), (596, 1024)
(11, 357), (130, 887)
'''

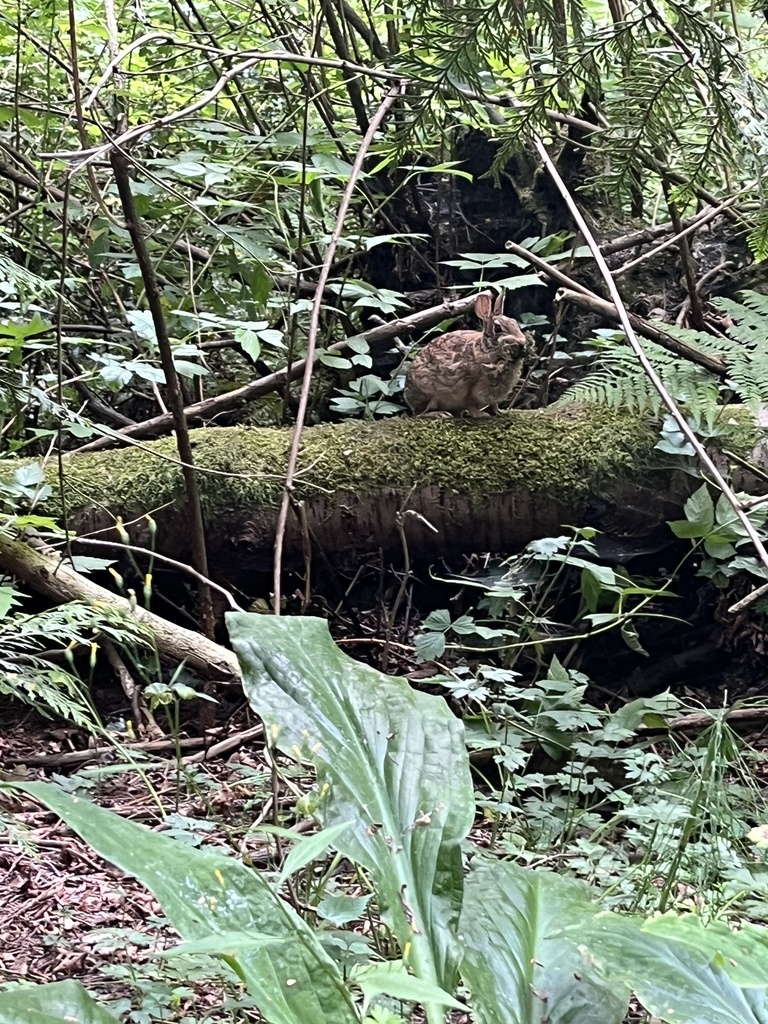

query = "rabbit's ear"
(474, 292), (493, 320)
(493, 292), (505, 315)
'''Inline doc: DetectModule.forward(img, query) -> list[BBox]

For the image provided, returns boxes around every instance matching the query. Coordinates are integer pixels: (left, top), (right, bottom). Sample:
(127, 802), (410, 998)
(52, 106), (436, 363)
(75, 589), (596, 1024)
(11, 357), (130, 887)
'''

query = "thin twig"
(272, 82), (404, 612)
(70, 293), (477, 454)
(614, 195), (743, 277)
(110, 148), (215, 641)
(504, 242), (726, 375)
(531, 137), (768, 582)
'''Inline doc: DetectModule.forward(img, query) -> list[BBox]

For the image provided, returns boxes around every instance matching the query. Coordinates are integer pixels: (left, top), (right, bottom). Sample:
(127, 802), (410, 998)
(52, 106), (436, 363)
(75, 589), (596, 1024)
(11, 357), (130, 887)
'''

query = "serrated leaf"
(669, 519), (707, 539)
(414, 631), (446, 662)
(703, 535), (737, 559)
(422, 609), (452, 631)
(683, 485), (715, 531)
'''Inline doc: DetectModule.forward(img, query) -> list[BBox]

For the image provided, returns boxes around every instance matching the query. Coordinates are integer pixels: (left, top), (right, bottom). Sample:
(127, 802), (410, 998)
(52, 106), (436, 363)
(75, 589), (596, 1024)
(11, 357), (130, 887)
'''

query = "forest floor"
(2, 658), (768, 1023)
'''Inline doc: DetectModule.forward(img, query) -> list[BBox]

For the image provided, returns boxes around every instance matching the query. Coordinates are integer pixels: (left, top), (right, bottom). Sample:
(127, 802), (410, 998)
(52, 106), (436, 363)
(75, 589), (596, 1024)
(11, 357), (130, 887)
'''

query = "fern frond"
(559, 338), (720, 417)
(0, 602), (153, 726)
(560, 293), (768, 417)
(713, 292), (768, 408)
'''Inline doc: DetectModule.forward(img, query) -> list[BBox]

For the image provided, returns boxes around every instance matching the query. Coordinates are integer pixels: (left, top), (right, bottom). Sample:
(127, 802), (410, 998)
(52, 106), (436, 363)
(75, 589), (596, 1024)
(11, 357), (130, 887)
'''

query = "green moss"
(46, 408), (663, 524)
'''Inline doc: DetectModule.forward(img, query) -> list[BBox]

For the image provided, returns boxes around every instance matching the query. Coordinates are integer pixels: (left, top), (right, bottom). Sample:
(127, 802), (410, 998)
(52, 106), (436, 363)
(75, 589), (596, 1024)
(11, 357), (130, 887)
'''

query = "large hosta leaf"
(579, 915), (768, 1024)
(642, 913), (768, 988)
(460, 858), (630, 1024)
(0, 981), (119, 1024)
(14, 781), (358, 1024)
(227, 613), (474, 996)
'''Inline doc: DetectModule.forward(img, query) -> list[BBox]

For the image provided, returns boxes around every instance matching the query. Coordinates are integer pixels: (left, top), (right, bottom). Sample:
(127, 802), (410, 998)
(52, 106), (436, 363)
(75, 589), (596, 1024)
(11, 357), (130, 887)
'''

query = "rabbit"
(404, 292), (528, 417)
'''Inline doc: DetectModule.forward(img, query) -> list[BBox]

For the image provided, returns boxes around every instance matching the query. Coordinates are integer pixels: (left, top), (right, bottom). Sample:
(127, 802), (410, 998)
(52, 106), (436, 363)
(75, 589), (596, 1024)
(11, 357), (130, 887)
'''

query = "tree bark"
(35, 405), (761, 583)
(0, 536), (240, 683)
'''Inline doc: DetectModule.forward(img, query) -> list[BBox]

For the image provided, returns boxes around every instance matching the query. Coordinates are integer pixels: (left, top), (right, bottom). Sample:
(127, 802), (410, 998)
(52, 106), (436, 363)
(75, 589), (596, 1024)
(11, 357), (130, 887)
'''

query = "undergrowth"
(559, 291), (768, 420)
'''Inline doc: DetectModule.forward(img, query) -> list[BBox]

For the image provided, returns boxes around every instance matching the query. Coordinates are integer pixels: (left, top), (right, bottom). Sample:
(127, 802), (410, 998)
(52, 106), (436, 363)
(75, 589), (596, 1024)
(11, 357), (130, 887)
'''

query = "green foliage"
(558, 329), (721, 416)
(669, 482), (768, 575)
(228, 612), (474, 1004)
(7, 616), (768, 1024)
(3, 0), (768, 450)
(460, 860), (631, 1024)
(0, 601), (152, 728)
(560, 293), (768, 421)
(0, 980), (120, 1023)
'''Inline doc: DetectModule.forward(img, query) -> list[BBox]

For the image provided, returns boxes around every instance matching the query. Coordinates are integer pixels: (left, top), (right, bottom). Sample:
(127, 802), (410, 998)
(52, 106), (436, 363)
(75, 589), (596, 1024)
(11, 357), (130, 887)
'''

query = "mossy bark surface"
(43, 407), (762, 579)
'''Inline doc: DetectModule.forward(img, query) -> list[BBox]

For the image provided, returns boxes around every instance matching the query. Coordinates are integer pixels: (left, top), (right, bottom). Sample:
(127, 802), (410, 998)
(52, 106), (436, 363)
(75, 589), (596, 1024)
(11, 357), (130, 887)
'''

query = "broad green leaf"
(460, 859), (629, 1024)
(173, 359), (209, 378)
(352, 961), (466, 1013)
(347, 337), (370, 355)
(669, 518), (708, 539)
(15, 781), (358, 1024)
(579, 915), (764, 1024)
(227, 613), (474, 1003)
(643, 914), (768, 988)
(0, 980), (119, 1023)
(703, 535), (737, 559)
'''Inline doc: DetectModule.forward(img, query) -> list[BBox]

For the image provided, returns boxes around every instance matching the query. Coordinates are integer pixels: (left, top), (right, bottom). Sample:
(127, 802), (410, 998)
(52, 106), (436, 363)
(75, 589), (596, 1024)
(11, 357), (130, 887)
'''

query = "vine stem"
(532, 137), (768, 581)
(272, 83), (404, 613)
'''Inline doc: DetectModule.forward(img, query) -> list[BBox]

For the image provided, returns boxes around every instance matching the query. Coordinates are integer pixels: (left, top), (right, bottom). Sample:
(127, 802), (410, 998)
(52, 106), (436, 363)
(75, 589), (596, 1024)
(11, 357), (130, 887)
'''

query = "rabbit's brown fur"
(404, 292), (528, 417)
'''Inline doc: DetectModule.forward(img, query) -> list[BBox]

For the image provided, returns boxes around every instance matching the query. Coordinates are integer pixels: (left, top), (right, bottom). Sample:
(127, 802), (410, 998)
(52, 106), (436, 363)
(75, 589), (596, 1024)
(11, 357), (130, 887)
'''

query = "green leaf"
(277, 822), (352, 885)
(643, 914), (768, 988)
(0, 980), (120, 1023)
(319, 354), (353, 369)
(227, 613), (475, 1002)
(173, 359), (209, 378)
(317, 891), (370, 926)
(14, 781), (358, 1024)
(234, 329), (261, 360)
(703, 535), (737, 559)
(669, 519), (708, 539)
(422, 609), (452, 631)
(460, 860), (630, 1024)
(414, 631), (446, 662)
(579, 915), (765, 1024)
(683, 484), (715, 531)
(347, 338), (370, 355)
(352, 961), (466, 1013)
(0, 584), (21, 617)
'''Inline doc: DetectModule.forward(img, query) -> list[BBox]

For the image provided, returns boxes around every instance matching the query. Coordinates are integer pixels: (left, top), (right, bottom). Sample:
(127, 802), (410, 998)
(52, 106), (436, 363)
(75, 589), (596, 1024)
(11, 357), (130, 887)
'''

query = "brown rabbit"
(404, 292), (528, 417)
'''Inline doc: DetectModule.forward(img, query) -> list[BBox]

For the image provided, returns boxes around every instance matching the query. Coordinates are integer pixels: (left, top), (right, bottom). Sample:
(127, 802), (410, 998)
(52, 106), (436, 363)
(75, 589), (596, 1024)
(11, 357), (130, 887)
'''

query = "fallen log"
(32, 405), (762, 583)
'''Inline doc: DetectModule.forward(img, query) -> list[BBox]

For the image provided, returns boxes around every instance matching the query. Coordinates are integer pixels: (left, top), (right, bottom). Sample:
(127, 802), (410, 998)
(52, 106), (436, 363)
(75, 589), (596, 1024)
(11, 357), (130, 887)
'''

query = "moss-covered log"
(45, 405), (762, 583)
